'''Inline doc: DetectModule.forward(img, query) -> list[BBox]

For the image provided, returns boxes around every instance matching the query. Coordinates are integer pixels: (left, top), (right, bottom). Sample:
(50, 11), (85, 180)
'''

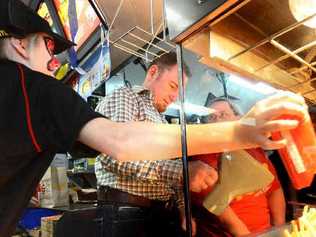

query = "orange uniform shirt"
(191, 148), (281, 233)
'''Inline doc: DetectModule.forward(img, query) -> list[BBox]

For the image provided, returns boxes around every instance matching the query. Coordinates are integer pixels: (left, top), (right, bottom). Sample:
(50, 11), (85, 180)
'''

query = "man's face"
(209, 101), (239, 122)
(150, 65), (187, 113)
(27, 33), (60, 76)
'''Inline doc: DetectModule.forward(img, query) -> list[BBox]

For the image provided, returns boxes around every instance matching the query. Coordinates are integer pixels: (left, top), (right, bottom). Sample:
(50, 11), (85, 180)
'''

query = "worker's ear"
(9, 37), (29, 60)
(147, 64), (159, 79)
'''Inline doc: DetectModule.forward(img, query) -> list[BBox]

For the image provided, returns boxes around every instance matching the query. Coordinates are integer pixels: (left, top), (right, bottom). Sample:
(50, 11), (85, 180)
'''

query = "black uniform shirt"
(0, 60), (103, 236)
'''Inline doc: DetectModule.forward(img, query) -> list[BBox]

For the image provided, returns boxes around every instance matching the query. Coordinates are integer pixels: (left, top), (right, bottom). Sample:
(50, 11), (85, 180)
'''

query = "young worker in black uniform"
(0, 0), (309, 236)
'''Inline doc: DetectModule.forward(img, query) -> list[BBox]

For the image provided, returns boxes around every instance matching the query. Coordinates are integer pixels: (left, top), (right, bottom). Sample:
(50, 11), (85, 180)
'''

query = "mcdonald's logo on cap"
(0, 30), (9, 38)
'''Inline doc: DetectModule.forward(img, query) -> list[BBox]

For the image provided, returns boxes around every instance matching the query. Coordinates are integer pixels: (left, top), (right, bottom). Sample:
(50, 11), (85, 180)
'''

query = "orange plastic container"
(272, 115), (316, 190)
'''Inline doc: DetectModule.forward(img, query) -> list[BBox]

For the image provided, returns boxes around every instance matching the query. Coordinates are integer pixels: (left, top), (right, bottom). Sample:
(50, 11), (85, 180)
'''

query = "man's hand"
(219, 207), (250, 237)
(237, 91), (308, 150)
(268, 188), (286, 226)
(188, 160), (218, 193)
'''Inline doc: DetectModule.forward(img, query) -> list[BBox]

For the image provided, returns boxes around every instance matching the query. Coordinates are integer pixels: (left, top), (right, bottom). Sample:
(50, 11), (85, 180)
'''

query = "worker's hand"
(188, 160), (218, 193)
(237, 91), (308, 150)
(179, 208), (197, 236)
(219, 207), (250, 236)
(228, 224), (250, 237)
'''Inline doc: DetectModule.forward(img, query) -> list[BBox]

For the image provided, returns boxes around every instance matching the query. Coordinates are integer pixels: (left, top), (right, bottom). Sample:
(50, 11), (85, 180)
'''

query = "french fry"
(285, 206), (316, 237)
(291, 220), (299, 234)
(301, 216), (316, 236)
(298, 217), (305, 232)
(283, 229), (291, 237)
(303, 205), (309, 216)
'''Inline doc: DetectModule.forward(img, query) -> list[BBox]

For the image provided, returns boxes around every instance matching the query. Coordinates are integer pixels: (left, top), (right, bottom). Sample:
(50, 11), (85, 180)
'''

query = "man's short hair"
(0, 34), (39, 59)
(148, 51), (192, 78)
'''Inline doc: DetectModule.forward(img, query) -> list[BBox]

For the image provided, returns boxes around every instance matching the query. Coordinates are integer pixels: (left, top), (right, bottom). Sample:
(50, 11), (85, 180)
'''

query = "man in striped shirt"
(95, 52), (218, 237)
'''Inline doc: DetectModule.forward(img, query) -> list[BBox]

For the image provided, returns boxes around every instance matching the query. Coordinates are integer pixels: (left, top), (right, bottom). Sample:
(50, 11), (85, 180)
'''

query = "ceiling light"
(229, 75), (277, 95)
(289, 0), (316, 28)
(166, 102), (215, 116)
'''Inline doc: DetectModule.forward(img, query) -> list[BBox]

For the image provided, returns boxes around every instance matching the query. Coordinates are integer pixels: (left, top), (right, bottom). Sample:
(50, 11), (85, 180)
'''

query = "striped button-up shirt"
(95, 86), (184, 208)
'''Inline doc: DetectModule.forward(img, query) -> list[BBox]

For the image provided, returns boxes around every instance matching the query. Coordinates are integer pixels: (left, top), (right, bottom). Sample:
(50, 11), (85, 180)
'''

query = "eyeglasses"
(43, 36), (61, 72)
(208, 111), (235, 122)
(43, 36), (55, 56)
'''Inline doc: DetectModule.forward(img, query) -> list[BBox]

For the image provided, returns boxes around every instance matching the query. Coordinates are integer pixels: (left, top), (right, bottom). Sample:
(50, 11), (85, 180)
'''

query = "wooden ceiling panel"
(237, 0), (294, 35)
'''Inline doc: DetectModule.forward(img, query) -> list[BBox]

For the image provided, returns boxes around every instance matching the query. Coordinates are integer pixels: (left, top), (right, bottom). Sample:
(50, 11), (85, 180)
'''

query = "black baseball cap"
(0, 0), (75, 54)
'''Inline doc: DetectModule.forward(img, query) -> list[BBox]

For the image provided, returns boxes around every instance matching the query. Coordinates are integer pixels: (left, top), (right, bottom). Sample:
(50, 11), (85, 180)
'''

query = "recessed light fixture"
(289, 0), (316, 28)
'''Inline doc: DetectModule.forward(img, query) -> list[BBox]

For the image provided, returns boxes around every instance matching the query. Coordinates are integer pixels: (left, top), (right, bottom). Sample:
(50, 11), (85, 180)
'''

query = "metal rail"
(215, 9), (316, 102)
(270, 40), (316, 74)
(227, 12), (316, 61)
(255, 40), (316, 72)
(176, 44), (193, 237)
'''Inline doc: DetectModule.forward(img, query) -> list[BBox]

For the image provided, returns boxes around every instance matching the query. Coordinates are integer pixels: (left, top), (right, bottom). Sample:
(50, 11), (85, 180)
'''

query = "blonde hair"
(0, 39), (9, 59)
(0, 34), (39, 60)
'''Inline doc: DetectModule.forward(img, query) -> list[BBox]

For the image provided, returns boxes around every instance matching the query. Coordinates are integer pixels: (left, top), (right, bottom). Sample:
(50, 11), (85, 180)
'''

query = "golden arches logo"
(0, 30), (9, 37)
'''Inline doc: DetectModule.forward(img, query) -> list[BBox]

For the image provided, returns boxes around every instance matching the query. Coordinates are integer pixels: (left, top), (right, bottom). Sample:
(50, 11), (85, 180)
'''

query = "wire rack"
(104, 0), (175, 62)
(111, 25), (175, 62)
(222, 13), (316, 103)
(208, 4), (316, 104)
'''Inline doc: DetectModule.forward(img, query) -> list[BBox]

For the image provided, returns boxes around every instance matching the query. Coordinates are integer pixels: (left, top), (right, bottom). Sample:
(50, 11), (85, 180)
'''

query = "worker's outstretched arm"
(78, 91), (308, 161)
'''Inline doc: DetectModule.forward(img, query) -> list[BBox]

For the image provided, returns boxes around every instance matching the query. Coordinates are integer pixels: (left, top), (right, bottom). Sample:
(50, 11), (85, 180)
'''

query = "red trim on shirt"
(17, 64), (42, 153)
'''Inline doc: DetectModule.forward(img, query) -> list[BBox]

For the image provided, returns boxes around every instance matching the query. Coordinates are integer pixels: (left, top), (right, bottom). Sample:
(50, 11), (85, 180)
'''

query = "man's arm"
(78, 92), (308, 161)
(99, 154), (184, 183)
(171, 160), (219, 207)
(99, 156), (217, 189)
(218, 207), (250, 236)
(268, 188), (286, 226)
